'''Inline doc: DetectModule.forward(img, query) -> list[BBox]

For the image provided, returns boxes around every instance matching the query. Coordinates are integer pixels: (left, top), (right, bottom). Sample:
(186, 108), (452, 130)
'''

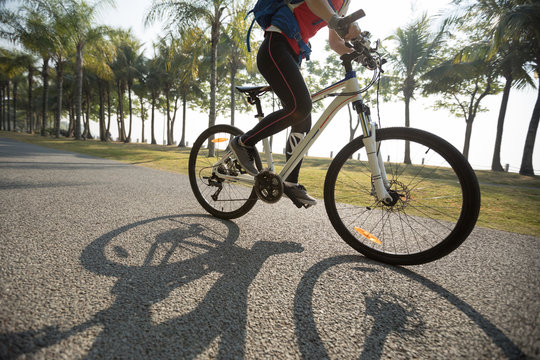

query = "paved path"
(0, 137), (538, 359)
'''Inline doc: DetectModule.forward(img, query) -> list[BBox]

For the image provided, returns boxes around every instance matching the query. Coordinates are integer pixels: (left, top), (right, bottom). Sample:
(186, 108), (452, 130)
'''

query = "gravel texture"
(0, 137), (538, 359)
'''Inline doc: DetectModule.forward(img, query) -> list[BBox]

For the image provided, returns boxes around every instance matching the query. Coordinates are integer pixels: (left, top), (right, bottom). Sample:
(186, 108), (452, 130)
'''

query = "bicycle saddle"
(235, 85), (272, 97)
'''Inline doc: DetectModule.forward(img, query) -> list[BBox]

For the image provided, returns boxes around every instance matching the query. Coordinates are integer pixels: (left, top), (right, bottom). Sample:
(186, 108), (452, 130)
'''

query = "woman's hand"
(329, 21), (362, 56)
(345, 22), (362, 41)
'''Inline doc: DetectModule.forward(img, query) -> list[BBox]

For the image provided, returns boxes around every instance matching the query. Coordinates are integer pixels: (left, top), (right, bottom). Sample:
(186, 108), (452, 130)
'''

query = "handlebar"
(333, 9), (385, 71)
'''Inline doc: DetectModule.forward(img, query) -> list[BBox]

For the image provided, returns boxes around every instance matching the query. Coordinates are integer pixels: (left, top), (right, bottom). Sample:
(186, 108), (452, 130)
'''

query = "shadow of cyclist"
(0, 214), (303, 359)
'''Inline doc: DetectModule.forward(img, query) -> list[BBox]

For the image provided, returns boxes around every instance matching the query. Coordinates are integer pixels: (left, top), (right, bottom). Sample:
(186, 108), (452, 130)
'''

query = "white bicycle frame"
(218, 71), (393, 203)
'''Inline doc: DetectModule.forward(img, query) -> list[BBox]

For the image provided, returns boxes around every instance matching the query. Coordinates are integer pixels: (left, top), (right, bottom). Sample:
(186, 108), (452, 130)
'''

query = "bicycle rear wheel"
(189, 124), (258, 219)
(324, 127), (481, 265)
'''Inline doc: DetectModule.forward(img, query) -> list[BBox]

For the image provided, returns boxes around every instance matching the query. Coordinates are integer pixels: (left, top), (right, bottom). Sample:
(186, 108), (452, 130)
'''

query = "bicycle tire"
(324, 127), (481, 265)
(189, 124), (258, 219)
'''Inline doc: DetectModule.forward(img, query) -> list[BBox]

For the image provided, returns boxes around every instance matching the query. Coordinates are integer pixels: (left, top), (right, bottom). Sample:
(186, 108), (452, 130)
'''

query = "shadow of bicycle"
(0, 214), (303, 359)
(0, 215), (527, 359)
(294, 255), (526, 359)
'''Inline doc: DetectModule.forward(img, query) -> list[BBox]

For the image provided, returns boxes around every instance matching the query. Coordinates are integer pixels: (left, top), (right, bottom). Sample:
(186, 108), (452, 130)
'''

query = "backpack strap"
(293, 32), (311, 61)
(245, 2), (288, 53)
(246, 15), (256, 53)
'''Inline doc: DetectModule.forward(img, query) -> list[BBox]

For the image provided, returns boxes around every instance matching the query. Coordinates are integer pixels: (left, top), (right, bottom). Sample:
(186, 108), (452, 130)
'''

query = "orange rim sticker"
(354, 227), (382, 245)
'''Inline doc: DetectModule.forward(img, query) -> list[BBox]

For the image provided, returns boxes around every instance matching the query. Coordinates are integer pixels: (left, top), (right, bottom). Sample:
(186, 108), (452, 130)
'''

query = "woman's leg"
(241, 32), (312, 147)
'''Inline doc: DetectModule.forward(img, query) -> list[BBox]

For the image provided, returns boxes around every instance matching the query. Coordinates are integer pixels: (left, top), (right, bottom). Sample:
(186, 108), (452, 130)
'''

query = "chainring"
(254, 169), (283, 204)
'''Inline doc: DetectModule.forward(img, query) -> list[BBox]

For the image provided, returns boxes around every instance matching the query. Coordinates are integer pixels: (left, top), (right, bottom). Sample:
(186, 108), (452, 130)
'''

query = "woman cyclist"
(230, 0), (362, 206)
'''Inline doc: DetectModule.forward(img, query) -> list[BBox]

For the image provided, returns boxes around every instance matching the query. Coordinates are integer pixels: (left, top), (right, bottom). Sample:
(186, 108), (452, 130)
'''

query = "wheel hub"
(381, 180), (410, 211)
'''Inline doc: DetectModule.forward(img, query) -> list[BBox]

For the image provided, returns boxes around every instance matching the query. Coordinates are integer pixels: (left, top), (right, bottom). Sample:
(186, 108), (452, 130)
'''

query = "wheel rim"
(191, 129), (255, 216)
(327, 128), (478, 261)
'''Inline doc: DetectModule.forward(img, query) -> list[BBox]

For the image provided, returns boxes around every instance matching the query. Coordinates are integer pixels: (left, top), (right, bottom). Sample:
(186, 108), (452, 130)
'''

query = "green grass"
(2, 130), (539, 237)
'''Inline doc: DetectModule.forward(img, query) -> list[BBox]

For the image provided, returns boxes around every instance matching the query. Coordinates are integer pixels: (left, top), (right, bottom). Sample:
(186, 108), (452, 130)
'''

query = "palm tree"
(453, 0), (540, 175)
(490, 45), (533, 171)
(146, 0), (231, 135)
(109, 29), (142, 143)
(146, 54), (163, 145)
(154, 34), (196, 146)
(46, 3), (75, 138)
(39, 0), (115, 140)
(27, 12), (54, 136)
(0, 2), (55, 135)
(176, 28), (204, 147)
(493, 1), (540, 176)
(452, 0), (536, 171)
(423, 49), (500, 159)
(0, 48), (31, 131)
(133, 57), (149, 144)
(125, 39), (143, 143)
(385, 14), (447, 163)
(220, 0), (256, 127)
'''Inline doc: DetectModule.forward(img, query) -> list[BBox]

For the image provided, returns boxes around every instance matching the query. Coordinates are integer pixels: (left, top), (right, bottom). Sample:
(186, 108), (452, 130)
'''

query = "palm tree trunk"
(151, 93), (156, 145)
(207, 6), (224, 157)
(27, 66), (33, 134)
(117, 80), (126, 142)
(98, 79), (106, 141)
(126, 83), (133, 143)
(41, 57), (50, 136)
(404, 96), (411, 164)
(84, 88), (92, 139)
(13, 80), (18, 131)
(1, 82), (5, 131)
(82, 96), (88, 138)
(68, 100), (75, 137)
(208, 10), (220, 130)
(140, 97), (145, 143)
(0, 84), (4, 131)
(1, 82), (6, 131)
(106, 82), (111, 139)
(170, 95), (178, 145)
(463, 118), (474, 160)
(491, 75), (512, 172)
(519, 77), (540, 176)
(230, 64), (236, 127)
(3, 82), (6, 131)
(55, 61), (64, 138)
(179, 92), (187, 147)
(6, 80), (11, 132)
(75, 43), (83, 140)
(165, 88), (171, 145)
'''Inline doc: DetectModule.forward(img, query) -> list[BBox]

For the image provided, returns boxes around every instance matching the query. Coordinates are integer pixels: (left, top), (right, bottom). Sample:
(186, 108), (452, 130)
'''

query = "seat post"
(249, 95), (265, 119)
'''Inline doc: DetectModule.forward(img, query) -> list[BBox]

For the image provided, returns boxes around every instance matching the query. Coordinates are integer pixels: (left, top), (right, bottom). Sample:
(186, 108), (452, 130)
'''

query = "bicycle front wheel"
(324, 127), (481, 265)
(188, 124), (258, 219)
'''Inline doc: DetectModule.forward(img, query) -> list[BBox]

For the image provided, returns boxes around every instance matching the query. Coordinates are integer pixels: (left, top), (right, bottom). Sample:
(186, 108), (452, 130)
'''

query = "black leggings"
(241, 32), (312, 183)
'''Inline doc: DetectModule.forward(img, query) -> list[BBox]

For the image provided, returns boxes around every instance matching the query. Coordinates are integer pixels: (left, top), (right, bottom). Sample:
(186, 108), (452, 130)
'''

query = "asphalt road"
(0, 137), (538, 359)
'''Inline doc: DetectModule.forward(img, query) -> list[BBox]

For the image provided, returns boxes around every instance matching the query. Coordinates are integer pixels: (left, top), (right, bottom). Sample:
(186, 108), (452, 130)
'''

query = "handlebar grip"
(334, 9), (365, 39)
(342, 9), (366, 25)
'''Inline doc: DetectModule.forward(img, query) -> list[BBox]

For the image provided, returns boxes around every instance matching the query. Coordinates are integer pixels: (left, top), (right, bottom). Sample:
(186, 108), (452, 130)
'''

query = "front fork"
(356, 101), (392, 204)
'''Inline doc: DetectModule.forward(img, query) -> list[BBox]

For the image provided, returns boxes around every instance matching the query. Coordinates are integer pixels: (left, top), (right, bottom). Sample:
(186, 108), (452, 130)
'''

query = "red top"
(275, 0), (349, 55)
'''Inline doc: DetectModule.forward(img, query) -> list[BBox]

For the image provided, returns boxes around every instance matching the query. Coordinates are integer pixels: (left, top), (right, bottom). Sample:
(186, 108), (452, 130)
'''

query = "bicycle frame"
(219, 71), (393, 203)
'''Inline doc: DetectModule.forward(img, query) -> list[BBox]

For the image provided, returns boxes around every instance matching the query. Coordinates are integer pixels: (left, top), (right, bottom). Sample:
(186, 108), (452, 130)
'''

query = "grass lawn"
(2, 130), (539, 237)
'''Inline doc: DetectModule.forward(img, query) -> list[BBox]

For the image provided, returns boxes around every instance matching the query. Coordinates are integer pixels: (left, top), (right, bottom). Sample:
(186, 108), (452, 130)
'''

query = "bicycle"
(188, 10), (481, 265)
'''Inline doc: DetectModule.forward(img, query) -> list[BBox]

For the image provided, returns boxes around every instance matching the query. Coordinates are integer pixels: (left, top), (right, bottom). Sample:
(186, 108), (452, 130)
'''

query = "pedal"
(283, 186), (308, 209)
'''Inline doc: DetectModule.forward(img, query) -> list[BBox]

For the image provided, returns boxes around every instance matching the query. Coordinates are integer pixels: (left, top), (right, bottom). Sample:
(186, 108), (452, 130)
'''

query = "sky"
(93, 0), (539, 174)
